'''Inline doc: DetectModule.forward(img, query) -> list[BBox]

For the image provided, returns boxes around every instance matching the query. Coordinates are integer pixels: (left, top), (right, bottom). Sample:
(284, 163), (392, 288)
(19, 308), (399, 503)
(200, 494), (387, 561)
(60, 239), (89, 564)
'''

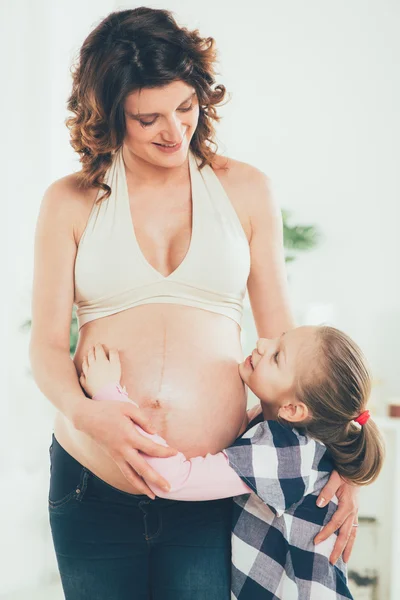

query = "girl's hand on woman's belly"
(75, 398), (179, 499)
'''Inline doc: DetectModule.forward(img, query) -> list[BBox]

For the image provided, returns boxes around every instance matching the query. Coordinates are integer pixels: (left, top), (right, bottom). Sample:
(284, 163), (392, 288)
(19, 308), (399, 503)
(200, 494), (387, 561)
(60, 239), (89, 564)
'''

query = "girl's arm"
(93, 383), (252, 501)
(94, 384), (322, 513)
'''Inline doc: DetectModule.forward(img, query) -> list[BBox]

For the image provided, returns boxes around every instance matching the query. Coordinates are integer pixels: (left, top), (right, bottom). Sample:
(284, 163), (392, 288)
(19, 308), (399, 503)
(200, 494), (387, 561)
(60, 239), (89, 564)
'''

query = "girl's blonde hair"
(295, 326), (384, 485)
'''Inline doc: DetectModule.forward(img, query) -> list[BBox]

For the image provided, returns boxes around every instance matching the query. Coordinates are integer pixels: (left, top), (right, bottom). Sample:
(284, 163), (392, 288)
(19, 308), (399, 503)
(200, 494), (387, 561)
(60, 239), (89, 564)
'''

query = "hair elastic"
(353, 410), (370, 426)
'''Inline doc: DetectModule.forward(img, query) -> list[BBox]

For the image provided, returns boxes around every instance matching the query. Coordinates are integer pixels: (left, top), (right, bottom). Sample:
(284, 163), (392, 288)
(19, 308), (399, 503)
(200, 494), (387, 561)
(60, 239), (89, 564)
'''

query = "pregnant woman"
(29, 7), (359, 600)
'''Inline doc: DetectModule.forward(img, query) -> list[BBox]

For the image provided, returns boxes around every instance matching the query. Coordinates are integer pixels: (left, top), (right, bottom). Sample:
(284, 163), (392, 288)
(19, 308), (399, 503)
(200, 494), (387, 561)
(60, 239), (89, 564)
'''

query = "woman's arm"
(29, 179), (177, 498)
(245, 169), (295, 337)
(242, 166), (359, 563)
(29, 178), (94, 423)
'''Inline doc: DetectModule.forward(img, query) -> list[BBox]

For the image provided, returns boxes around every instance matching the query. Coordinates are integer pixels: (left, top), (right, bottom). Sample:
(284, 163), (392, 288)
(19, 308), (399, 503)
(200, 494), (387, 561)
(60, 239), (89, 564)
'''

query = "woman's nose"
(163, 114), (185, 142)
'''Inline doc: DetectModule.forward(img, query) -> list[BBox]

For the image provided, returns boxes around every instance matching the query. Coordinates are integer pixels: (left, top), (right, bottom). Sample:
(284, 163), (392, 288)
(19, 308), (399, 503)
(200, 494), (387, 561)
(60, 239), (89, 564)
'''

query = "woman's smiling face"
(123, 80), (200, 167)
(239, 326), (319, 406)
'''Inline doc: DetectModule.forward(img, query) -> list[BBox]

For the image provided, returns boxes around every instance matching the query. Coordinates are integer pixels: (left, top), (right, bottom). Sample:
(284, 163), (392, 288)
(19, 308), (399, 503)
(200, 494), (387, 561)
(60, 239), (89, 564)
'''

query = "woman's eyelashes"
(139, 104), (193, 127)
(140, 119), (157, 127)
(178, 104), (193, 113)
(273, 351), (280, 365)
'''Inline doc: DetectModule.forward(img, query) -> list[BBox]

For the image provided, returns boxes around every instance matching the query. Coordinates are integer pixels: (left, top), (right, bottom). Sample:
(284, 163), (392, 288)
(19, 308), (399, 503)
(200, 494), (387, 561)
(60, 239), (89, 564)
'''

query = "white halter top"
(74, 148), (251, 329)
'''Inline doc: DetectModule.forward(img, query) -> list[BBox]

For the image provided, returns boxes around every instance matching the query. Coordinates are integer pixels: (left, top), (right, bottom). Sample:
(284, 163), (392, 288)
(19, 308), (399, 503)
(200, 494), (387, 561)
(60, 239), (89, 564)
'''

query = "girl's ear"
(278, 401), (310, 424)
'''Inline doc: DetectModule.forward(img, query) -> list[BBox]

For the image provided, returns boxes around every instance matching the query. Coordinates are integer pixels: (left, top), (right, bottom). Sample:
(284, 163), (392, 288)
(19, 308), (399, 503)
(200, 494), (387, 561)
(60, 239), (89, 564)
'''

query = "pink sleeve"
(93, 382), (252, 501)
(93, 382), (139, 405)
(144, 449), (251, 501)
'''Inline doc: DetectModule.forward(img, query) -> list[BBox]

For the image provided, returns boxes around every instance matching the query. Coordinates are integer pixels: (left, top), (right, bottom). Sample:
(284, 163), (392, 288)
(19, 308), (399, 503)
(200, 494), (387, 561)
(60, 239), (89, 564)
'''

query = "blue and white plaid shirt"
(223, 413), (353, 599)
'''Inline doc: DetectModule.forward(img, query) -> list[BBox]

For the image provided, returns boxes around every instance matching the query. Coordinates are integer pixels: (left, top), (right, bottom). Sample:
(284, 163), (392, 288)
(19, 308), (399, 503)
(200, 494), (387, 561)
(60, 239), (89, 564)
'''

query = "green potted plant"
(282, 210), (319, 264)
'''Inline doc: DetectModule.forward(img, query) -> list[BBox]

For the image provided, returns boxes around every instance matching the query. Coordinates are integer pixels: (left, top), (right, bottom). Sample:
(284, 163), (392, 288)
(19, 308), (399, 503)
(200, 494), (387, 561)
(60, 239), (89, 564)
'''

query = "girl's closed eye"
(273, 351), (280, 364)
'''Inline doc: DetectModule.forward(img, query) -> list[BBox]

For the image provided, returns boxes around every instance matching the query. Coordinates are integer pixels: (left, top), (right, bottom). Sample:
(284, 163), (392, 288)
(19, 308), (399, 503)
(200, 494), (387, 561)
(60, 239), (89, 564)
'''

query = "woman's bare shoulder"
(40, 173), (99, 242)
(209, 155), (271, 242)
(211, 154), (271, 215)
(44, 172), (98, 206)
(212, 154), (269, 190)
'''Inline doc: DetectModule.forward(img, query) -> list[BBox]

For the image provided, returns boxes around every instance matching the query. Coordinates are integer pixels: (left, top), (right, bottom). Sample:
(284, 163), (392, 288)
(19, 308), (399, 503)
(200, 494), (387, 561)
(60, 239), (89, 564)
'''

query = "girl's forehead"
(287, 327), (319, 365)
(289, 326), (318, 345)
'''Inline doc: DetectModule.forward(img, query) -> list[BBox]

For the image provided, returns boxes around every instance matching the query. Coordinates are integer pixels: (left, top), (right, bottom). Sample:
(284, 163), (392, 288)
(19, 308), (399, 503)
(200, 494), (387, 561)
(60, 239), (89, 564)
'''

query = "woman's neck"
(122, 145), (189, 187)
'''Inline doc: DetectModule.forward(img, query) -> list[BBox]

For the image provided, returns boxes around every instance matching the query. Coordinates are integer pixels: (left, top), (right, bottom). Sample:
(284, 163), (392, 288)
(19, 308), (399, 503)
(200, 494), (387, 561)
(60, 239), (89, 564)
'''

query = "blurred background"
(4, 0), (400, 598)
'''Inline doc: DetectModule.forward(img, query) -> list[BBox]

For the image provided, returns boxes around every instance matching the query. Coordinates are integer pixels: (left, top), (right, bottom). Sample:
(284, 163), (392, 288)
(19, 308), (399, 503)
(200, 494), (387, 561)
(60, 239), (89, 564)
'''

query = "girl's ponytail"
(324, 418), (384, 485)
(297, 326), (385, 486)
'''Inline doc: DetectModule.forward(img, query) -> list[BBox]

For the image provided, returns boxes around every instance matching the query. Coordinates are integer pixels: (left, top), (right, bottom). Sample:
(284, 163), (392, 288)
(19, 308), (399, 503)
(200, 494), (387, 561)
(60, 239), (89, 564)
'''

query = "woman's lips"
(153, 137), (184, 153)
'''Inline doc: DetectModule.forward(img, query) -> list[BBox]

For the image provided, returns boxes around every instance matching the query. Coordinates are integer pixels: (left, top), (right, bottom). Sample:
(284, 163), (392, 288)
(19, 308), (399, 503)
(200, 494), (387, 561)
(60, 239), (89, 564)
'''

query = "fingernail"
(163, 485), (170, 492)
(317, 497), (326, 508)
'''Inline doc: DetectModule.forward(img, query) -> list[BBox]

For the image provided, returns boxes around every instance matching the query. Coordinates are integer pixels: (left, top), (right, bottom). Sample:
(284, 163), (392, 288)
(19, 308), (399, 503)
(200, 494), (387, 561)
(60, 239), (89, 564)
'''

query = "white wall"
(4, 1), (116, 595)
(4, 0), (400, 596)
(9, 0), (400, 403)
(152, 0), (400, 405)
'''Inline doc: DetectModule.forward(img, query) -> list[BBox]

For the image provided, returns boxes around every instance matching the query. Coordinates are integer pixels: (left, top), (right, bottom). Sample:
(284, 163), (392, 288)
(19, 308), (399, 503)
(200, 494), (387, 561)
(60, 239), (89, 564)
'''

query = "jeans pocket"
(48, 437), (87, 509)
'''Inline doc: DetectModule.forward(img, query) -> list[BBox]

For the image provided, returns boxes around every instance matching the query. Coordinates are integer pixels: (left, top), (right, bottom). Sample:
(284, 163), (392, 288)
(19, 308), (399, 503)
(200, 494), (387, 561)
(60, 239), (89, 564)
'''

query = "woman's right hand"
(76, 398), (178, 499)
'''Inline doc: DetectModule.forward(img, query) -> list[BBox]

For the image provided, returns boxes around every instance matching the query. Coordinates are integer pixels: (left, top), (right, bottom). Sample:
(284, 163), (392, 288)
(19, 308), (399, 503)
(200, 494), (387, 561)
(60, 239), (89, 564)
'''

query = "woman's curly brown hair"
(66, 7), (228, 202)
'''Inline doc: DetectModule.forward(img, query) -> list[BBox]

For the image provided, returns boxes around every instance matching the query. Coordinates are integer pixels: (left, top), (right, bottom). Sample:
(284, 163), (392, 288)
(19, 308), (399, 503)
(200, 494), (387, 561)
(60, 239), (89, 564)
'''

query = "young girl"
(79, 325), (384, 600)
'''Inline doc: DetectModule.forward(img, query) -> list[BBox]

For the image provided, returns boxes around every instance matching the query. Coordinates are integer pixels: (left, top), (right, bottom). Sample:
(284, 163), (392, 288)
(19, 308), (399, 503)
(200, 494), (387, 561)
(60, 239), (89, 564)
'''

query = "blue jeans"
(48, 434), (232, 599)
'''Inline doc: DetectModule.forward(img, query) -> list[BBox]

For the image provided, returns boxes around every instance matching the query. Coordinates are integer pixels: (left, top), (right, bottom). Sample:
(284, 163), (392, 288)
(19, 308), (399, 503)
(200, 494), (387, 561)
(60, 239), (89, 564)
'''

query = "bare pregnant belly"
(54, 304), (247, 495)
